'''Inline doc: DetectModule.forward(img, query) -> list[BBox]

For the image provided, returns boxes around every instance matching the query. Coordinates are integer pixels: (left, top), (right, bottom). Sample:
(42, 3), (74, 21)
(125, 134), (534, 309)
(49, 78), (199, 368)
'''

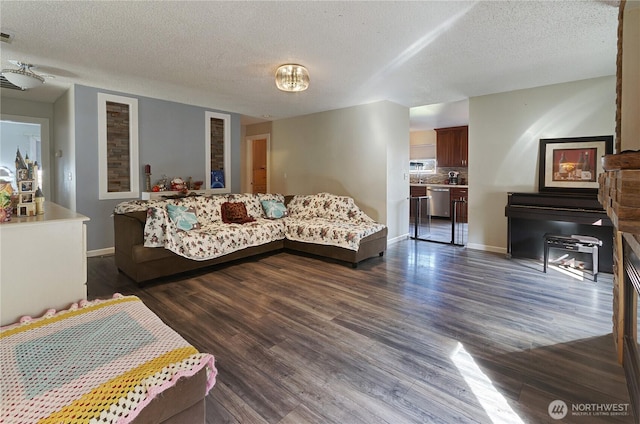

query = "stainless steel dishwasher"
(427, 187), (450, 218)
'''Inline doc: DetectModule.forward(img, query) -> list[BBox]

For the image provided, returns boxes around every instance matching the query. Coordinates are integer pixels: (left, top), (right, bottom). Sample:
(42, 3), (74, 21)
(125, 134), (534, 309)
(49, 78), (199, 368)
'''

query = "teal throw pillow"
(166, 204), (201, 231)
(261, 200), (287, 219)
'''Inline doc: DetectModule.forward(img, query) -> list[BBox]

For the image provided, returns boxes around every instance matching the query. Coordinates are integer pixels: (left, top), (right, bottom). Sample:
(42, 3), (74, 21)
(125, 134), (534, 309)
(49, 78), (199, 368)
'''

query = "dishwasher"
(427, 187), (450, 218)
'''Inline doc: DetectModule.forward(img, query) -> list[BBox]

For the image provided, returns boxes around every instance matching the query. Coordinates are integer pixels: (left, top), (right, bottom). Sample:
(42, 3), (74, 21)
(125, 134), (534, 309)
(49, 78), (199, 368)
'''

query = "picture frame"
(538, 135), (613, 194)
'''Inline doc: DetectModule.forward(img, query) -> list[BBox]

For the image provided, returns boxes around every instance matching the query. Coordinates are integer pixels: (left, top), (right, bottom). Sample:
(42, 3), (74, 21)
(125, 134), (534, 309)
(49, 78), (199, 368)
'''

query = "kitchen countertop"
(410, 183), (469, 188)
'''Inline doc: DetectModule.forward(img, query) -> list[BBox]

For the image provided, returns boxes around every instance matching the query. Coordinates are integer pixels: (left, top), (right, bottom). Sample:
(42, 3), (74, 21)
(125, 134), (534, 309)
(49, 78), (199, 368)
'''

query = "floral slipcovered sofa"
(113, 193), (387, 283)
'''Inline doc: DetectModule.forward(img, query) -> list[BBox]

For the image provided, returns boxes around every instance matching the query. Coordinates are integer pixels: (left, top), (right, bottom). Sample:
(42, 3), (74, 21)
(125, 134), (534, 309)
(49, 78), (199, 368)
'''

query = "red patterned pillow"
(221, 202), (255, 224)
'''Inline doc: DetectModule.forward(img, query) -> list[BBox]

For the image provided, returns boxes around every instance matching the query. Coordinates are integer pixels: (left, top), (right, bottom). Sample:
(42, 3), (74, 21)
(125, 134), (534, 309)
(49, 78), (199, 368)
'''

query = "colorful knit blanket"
(0, 294), (217, 424)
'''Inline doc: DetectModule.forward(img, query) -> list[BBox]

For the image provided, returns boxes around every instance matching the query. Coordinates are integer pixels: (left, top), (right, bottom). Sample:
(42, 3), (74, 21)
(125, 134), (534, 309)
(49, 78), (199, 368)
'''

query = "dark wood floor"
(87, 240), (633, 424)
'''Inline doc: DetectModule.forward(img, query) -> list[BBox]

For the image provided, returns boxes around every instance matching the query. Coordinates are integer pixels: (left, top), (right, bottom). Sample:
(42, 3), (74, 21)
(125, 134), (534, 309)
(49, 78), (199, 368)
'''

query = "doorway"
(0, 115), (51, 200)
(245, 134), (270, 194)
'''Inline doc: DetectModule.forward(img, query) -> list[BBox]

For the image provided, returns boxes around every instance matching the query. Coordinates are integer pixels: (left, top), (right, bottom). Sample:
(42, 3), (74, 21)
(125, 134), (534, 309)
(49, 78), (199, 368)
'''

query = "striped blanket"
(0, 294), (216, 424)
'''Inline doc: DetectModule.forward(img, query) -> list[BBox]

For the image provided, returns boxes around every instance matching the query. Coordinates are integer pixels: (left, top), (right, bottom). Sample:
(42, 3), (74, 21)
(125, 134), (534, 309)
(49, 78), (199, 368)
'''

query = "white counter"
(410, 183), (469, 188)
(0, 202), (90, 325)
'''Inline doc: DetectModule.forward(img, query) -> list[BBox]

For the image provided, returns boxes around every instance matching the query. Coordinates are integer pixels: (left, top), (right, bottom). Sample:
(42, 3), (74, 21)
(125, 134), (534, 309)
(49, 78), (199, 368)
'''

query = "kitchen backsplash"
(410, 167), (468, 185)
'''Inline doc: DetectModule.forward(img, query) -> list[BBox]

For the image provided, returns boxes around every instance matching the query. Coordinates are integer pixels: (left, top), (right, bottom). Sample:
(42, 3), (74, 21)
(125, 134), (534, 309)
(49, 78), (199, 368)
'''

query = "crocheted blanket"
(0, 295), (217, 424)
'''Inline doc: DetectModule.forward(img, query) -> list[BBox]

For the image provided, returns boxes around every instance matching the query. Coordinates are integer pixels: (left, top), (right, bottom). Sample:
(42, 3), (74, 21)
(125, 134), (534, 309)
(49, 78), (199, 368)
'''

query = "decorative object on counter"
(144, 164), (151, 192)
(14, 147), (37, 217)
(156, 174), (169, 191)
(193, 180), (203, 190)
(170, 177), (186, 192)
(0, 182), (13, 222)
(538, 135), (613, 193)
(35, 187), (45, 215)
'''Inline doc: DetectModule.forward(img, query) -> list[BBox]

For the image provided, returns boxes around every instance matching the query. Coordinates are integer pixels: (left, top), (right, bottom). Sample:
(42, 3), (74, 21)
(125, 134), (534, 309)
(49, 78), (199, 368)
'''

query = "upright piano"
(505, 192), (613, 273)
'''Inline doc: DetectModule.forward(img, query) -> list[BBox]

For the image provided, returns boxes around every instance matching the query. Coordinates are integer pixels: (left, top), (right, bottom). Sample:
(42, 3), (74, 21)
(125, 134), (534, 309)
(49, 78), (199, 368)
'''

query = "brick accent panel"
(210, 117), (225, 173)
(106, 101), (131, 193)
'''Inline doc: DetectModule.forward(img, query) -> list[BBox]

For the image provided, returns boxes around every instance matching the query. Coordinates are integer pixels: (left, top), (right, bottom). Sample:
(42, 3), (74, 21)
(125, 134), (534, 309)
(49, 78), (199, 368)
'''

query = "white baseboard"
(388, 233), (410, 245)
(466, 243), (508, 255)
(87, 247), (115, 258)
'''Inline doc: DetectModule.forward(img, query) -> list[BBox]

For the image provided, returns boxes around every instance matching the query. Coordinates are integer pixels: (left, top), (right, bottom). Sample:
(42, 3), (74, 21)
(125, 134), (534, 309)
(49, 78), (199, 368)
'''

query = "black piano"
(505, 192), (613, 273)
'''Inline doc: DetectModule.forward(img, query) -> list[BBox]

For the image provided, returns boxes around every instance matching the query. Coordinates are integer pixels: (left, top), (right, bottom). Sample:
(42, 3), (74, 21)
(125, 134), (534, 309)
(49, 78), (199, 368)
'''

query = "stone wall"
(106, 101), (130, 193)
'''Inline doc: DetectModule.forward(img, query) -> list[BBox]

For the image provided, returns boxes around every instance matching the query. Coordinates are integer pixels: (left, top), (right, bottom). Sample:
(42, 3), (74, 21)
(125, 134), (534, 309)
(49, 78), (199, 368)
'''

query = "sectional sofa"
(113, 192), (388, 283)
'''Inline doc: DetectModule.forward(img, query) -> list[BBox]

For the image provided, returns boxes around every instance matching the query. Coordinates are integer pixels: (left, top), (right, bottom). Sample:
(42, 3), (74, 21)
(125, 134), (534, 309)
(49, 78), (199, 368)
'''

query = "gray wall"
(72, 85), (241, 251)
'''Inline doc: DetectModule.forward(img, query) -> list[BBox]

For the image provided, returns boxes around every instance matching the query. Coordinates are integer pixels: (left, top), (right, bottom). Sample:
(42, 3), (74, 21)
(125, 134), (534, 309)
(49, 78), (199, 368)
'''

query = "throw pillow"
(221, 201), (255, 224)
(261, 200), (288, 219)
(166, 204), (201, 232)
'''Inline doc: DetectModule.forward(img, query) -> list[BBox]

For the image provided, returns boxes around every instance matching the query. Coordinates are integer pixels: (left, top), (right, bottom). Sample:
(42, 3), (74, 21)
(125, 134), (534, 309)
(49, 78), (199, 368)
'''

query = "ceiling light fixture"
(1, 62), (44, 90)
(275, 64), (309, 92)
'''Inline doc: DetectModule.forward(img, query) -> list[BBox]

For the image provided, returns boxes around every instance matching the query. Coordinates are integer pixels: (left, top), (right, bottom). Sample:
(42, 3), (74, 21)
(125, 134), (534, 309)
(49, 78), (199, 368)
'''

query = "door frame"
(1, 114), (51, 200)
(245, 133), (270, 193)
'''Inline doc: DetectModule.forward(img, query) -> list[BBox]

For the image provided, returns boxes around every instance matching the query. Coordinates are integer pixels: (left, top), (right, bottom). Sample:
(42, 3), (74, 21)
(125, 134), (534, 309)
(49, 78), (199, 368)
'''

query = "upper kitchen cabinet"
(435, 126), (468, 167)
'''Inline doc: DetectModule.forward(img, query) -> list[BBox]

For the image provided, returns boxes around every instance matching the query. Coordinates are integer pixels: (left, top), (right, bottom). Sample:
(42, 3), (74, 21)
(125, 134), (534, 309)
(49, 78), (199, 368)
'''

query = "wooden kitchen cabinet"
(410, 186), (427, 197)
(435, 126), (468, 167)
(450, 187), (468, 223)
(409, 185), (427, 219)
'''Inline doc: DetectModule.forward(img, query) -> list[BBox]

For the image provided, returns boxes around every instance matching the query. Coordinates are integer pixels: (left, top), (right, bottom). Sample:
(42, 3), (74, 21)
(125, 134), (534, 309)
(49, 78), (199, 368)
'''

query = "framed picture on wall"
(538, 135), (613, 194)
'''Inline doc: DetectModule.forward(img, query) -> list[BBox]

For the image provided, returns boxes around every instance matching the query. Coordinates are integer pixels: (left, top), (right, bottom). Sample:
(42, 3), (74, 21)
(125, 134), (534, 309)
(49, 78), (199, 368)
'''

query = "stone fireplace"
(597, 0), (640, 420)
(622, 236), (640, 419)
(600, 155), (640, 421)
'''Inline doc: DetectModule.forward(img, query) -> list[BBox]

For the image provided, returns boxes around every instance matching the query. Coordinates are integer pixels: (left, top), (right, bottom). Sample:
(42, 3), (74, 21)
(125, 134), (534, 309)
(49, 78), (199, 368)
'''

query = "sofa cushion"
(286, 193), (374, 223)
(286, 194), (316, 219)
(261, 200), (288, 219)
(221, 202), (255, 224)
(164, 219), (285, 261)
(314, 192), (358, 221)
(166, 204), (201, 232)
(227, 193), (263, 218)
(196, 195), (228, 225)
(284, 217), (385, 251)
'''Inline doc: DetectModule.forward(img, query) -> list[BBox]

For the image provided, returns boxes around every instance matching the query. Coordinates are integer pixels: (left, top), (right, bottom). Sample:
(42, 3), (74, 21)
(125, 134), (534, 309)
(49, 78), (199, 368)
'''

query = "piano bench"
(543, 234), (602, 281)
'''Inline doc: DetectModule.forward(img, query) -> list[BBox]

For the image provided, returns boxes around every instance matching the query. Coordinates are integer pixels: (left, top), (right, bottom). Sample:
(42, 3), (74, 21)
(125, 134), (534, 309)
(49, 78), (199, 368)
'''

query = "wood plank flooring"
(87, 240), (633, 424)
(410, 217), (468, 245)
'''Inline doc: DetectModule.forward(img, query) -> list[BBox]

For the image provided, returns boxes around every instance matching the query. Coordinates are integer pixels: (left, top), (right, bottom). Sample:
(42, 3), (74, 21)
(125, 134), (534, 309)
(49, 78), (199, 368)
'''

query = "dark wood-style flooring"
(87, 240), (633, 424)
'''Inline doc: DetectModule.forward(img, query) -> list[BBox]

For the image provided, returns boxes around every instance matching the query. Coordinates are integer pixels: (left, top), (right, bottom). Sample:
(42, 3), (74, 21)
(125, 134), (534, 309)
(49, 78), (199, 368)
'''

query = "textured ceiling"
(0, 1), (620, 130)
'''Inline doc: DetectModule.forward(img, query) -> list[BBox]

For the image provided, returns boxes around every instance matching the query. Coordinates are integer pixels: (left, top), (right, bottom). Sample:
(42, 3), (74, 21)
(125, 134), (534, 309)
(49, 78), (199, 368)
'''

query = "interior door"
(251, 137), (267, 194)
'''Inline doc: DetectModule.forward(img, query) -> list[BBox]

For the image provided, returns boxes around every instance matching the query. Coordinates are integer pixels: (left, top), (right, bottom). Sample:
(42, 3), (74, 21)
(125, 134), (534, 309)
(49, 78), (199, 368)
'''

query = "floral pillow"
(261, 200), (288, 219)
(221, 201), (255, 224)
(166, 204), (201, 232)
